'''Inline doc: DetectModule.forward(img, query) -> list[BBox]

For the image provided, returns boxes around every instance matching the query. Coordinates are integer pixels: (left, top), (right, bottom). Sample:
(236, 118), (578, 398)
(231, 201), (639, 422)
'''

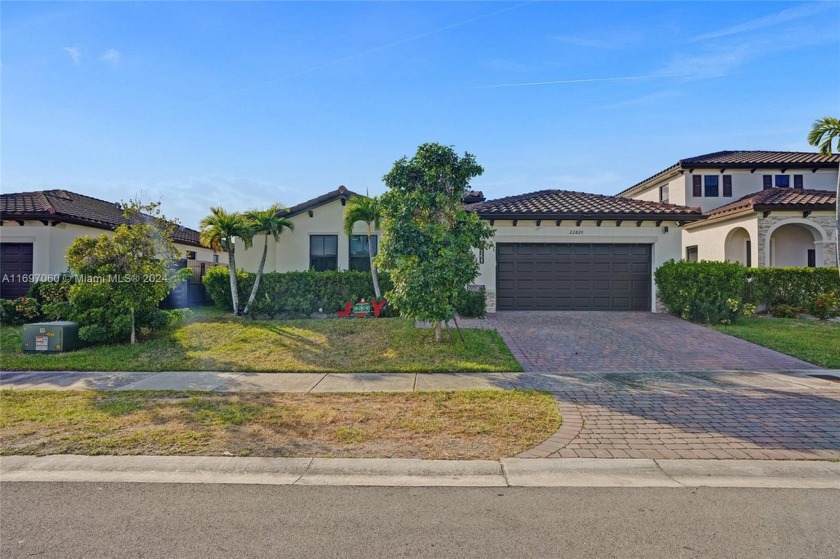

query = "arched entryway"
(768, 222), (823, 267)
(724, 227), (752, 266)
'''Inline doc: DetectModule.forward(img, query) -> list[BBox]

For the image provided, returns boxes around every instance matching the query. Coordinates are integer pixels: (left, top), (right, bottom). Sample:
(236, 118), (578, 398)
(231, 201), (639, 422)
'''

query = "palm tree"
(242, 204), (294, 316)
(344, 193), (382, 298)
(807, 116), (840, 275)
(199, 207), (252, 314)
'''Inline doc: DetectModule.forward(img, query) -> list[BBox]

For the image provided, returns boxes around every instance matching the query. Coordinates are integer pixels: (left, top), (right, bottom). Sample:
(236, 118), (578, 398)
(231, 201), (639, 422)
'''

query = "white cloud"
(689, 3), (837, 43)
(550, 30), (645, 50)
(100, 48), (122, 69)
(63, 46), (80, 64)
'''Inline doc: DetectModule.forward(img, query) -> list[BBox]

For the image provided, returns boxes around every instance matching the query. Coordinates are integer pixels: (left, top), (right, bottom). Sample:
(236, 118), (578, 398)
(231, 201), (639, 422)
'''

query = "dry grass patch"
(0, 390), (560, 460)
(1, 311), (521, 373)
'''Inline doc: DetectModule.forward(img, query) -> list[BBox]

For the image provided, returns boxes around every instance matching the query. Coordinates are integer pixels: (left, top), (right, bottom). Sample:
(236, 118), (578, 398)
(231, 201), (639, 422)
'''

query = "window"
(745, 240), (752, 267)
(659, 184), (669, 203)
(704, 176), (719, 197)
(310, 235), (338, 271)
(793, 174), (803, 189)
(722, 175), (732, 197)
(692, 175), (702, 197)
(807, 249), (816, 268)
(213, 254), (219, 264)
(775, 175), (789, 188)
(185, 251), (196, 260)
(762, 175), (772, 190)
(686, 246), (699, 262)
(349, 234), (377, 272)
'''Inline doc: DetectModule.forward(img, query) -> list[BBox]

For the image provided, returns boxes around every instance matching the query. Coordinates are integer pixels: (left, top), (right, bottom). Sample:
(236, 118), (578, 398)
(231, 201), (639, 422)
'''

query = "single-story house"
(618, 151), (839, 268)
(0, 189), (227, 299)
(236, 185), (705, 312)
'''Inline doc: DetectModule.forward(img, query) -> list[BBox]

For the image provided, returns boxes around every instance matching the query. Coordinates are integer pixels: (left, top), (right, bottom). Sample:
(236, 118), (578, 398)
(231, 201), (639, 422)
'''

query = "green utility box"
(22, 321), (82, 353)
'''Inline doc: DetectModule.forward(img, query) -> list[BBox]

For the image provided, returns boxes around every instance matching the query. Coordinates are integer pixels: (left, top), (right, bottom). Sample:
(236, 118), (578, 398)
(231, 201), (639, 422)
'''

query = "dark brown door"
(496, 243), (651, 311)
(1, 243), (34, 299)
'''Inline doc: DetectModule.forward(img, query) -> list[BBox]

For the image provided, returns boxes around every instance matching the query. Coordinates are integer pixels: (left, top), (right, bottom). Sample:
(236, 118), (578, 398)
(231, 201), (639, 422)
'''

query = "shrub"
(771, 304), (800, 319)
(27, 275), (74, 304)
(0, 298), (38, 326)
(203, 268), (394, 317)
(655, 260), (749, 324)
(746, 267), (840, 309)
(455, 289), (487, 318)
(806, 291), (840, 320)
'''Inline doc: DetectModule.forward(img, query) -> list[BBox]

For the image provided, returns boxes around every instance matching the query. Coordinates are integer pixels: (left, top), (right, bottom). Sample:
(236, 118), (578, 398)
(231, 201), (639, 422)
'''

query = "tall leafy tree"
(807, 116), (840, 275)
(66, 200), (189, 345)
(242, 204), (294, 316)
(343, 193), (382, 298)
(378, 143), (494, 342)
(199, 207), (252, 314)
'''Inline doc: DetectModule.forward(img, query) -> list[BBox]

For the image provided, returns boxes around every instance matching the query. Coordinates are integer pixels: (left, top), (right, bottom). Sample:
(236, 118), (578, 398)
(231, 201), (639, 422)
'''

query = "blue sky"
(2, 1), (839, 229)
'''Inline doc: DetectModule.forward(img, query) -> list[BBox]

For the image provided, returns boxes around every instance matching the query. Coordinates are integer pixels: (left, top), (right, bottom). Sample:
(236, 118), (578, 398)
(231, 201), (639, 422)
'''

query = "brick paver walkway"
(479, 311), (816, 372)
(542, 388), (840, 460)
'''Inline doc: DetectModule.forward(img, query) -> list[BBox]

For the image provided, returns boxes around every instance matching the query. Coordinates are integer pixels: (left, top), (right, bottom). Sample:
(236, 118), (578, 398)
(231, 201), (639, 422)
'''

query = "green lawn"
(0, 389), (558, 459)
(712, 317), (840, 368)
(0, 309), (521, 373)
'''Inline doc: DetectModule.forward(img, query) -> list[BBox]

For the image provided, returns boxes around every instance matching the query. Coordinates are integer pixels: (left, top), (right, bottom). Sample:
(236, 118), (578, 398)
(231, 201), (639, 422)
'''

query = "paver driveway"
(480, 311), (815, 372)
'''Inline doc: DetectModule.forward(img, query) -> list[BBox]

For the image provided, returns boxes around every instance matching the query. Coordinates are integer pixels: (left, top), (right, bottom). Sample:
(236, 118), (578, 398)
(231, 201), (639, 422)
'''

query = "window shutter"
(793, 175), (803, 189)
(692, 175), (702, 197)
(762, 175), (772, 189)
(722, 175), (732, 197)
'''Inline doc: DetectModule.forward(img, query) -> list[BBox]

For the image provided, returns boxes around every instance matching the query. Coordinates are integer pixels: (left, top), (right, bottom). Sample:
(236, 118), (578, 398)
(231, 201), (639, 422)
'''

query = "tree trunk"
(228, 245), (240, 315)
(367, 225), (381, 299)
(130, 307), (136, 345)
(244, 235), (268, 316)
(434, 321), (442, 343)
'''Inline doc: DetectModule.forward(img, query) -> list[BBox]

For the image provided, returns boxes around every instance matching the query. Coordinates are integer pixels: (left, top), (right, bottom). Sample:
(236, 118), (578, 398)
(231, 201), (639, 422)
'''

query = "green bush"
(746, 267), (840, 309)
(203, 268), (395, 317)
(455, 289), (487, 318)
(806, 291), (840, 320)
(27, 275), (74, 304)
(0, 297), (40, 326)
(655, 260), (750, 324)
(771, 304), (800, 318)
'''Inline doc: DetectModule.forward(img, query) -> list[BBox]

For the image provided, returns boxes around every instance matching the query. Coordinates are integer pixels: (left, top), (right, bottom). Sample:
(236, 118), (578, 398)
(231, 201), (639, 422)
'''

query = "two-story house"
(618, 151), (839, 268)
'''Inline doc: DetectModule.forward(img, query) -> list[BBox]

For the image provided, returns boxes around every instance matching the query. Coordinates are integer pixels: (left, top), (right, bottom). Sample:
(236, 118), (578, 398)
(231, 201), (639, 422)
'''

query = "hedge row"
(203, 267), (395, 317)
(202, 267), (488, 318)
(655, 261), (840, 323)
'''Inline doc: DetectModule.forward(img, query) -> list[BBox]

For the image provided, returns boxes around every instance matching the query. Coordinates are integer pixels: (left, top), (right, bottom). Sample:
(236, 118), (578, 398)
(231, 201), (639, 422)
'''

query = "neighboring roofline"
(618, 151), (840, 198)
(684, 205), (836, 230)
(474, 211), (703, 222)
(0, 213), (205, 248)
(282, 185), (359, 218)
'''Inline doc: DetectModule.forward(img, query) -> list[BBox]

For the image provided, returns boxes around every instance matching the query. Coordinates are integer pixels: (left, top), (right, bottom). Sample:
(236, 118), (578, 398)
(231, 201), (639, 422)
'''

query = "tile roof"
(705, 188), (836, 219)
(620, 150), (840, 196)
(1, 189), (205, 247)
(466, 189), (703, 220)
(282, 185), (358, 218)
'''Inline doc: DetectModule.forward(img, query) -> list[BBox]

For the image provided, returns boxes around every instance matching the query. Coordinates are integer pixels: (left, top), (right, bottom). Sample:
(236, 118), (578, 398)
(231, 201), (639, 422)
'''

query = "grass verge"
(0, 309), (521, 373)
(0, 390), (559, 460)
(712, 317), (840, 368)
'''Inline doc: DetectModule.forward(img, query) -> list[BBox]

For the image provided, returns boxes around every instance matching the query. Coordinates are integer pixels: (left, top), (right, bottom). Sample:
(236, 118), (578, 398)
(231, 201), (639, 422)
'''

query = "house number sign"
(568, 229), (584, 235)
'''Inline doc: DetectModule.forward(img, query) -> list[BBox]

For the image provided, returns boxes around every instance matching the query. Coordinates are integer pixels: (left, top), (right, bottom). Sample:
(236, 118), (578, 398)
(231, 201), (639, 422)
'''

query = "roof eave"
(0, 213), (205, 248)
(476, 211), (703, 222)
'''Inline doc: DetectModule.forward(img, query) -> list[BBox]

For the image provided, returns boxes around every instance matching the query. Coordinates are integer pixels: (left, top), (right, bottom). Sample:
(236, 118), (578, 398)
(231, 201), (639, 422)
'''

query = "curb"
(2, 456), (839, 489)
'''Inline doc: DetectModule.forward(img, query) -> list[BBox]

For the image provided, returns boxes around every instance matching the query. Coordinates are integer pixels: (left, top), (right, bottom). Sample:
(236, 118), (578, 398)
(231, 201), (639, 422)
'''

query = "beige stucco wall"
(475, 219), (684, 312)
(628, 168), (836, 214)
(627, 174), (688, 207)
(682, 214), (759, 264)
(236, 198), (380, 273)
(0, 221), (226, 278)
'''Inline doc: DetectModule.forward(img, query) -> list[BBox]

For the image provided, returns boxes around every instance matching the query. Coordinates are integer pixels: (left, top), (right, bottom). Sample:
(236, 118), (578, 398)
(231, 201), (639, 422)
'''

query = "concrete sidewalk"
(2, 455), (838, 489)
(2, 369), (839, 393)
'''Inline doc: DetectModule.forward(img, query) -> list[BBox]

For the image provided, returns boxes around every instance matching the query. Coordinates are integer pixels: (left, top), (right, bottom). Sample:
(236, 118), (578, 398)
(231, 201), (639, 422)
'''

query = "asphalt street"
(1, 483), (838, 558)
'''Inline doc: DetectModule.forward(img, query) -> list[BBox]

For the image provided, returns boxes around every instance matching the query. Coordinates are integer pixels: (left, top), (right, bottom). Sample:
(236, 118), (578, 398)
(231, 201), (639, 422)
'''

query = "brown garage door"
(1, 243), (34, 299)
(496, 243), (651, 311)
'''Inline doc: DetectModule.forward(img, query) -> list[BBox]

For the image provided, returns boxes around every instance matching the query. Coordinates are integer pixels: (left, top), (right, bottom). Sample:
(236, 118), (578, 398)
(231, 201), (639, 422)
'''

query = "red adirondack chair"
(371, 298), (388, 317)
(337, 301), (353, 317)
